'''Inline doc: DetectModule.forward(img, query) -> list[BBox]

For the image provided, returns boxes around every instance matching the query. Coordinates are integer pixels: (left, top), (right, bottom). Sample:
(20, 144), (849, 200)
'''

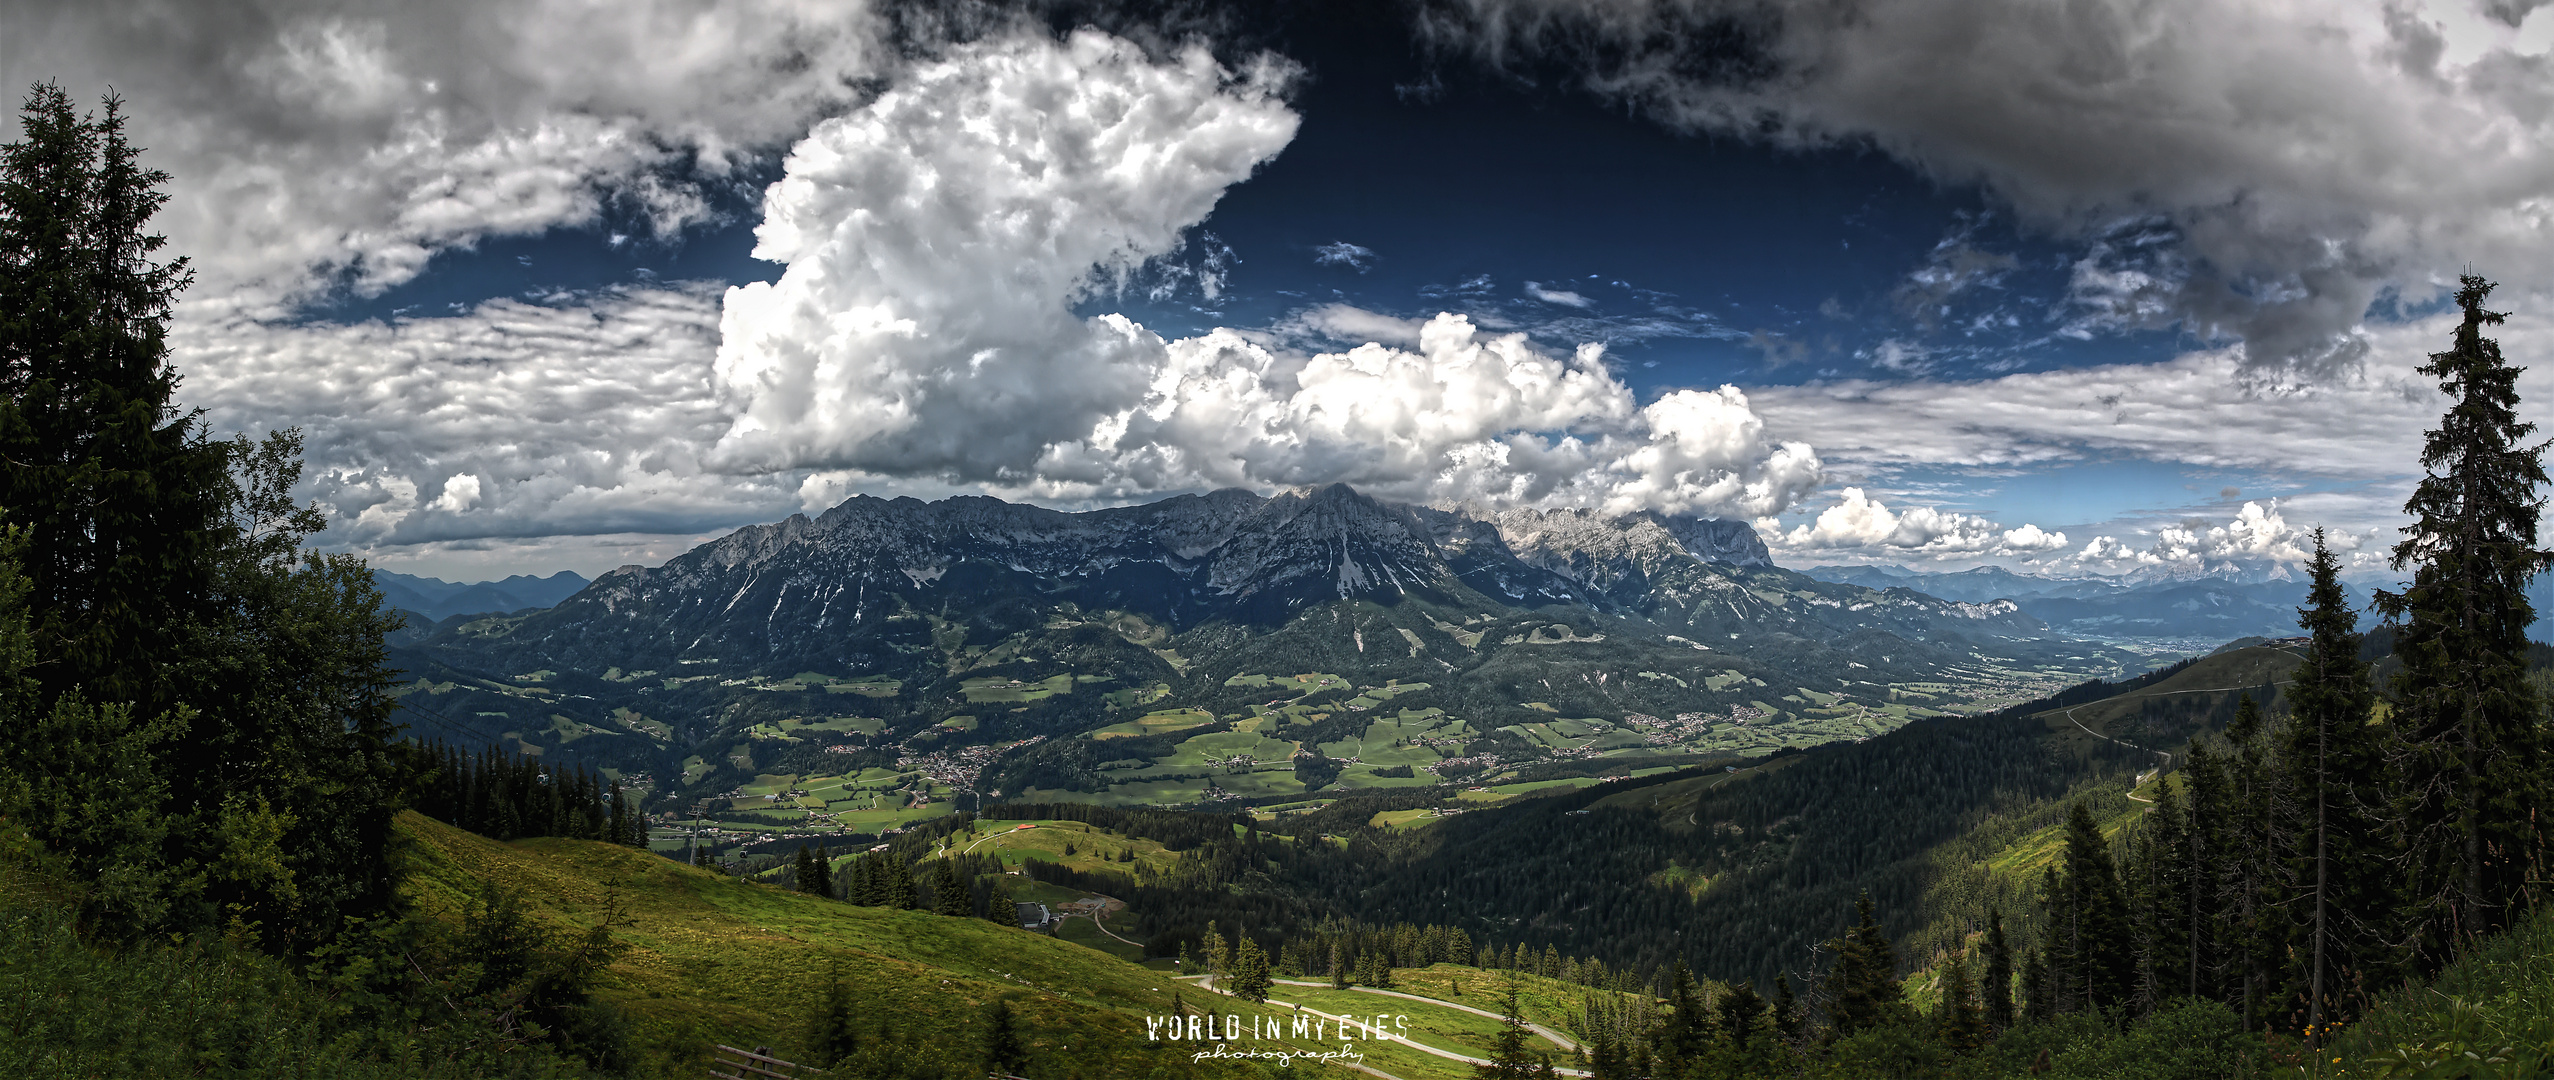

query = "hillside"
(1239, 644), (2303, 991)
(396, 810), (1595, 1080)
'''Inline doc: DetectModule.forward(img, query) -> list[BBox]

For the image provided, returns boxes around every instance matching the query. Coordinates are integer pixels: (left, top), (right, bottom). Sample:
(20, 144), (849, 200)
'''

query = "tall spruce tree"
(2376, 274), (2551, 969)
(1935, 952), (1988, 1055)
(0, 84), (406, 949)
(2281, 530), (2395, 1034)
(1981, 907), (2015, 1032)
(1229, 933), (1272, 1002)
(1821, 892), (1905, 1037)
(2045, 803), (2135, 1015)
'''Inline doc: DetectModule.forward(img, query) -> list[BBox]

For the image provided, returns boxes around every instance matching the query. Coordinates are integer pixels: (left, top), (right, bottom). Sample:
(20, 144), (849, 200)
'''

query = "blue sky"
(13, 0), (2554, 582)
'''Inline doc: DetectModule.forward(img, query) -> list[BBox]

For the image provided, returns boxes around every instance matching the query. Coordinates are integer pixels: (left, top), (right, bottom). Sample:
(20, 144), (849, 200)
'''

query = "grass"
(959, 674), (1075, 704)
(2326, 903), (2554, 1076)
(1088, 708), (1216, 740)
(938, 819), (1180, 877)
(397, 812), (1391, 1078)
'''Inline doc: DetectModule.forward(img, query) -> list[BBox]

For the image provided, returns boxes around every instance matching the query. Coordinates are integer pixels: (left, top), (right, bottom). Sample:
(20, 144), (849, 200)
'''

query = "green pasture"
(960, 674), (1075, 704)
(1089, 708), (1216, 740)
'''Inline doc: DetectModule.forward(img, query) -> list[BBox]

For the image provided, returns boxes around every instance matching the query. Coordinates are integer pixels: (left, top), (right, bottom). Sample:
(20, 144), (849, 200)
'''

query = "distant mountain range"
(375, 569), (590, 623)
(1798, 563), (2365, 642)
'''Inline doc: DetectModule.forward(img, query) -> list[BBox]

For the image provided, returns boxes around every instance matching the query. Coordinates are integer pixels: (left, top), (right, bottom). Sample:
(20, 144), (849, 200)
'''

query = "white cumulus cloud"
(711, 29), (1826, 518)
(2073, 499), (2376, 572)
(1776, 487), (2062, 556)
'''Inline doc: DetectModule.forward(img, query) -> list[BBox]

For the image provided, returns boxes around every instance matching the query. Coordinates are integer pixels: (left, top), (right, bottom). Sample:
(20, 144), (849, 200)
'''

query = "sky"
(10, 0), (2554, 584)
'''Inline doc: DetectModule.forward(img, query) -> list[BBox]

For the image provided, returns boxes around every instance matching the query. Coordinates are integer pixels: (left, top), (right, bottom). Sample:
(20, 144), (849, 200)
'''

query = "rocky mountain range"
(386, 485), (2138, 808)
(469, 484), (2048, 674)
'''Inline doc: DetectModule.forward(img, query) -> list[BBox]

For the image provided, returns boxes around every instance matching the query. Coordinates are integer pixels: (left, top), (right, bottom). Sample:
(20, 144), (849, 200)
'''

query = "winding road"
(1181, 974), (1590, 1076)
(2060, 657), (2305, 801)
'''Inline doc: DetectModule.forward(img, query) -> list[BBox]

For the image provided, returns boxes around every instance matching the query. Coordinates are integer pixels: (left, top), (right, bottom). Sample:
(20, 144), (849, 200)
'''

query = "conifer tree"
(2047, 802), (2135, 1013)
(2179, 739), (2235, 1001)
(1330, 942), (1346, 989)
(1717, 980), (1766, 1052)
(1201, 922), (1228, 978)
(1770, 974), (1801, 1045)
(1476, 982), (1543, 1080)
(1230, 933), (1272, 1002)
(2376, 274), (2551, 970)
(983, 999), (1027, 1076)
(1821, 892), (1905, 1037)
(1661, 959), (1711, 1063)
(0, 84), (406, 949)
(809, 845), (833, 898)
(1981, 908), (2015, 1032)
(1935, 952), (1988, 1055)
(932, 859), (970, 916)
(2225, 695), (2281, 1027)
(2282, 530), (2396, 1034)
(885, 855), (917, 910)
(805, 964), (858, 1068)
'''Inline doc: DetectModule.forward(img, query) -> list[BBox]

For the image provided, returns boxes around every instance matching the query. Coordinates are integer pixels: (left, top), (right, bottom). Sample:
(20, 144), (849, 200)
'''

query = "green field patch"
(1277, 673), (1349, 695)
(680, 755), (712, 783)
(1484, 776), (1607, 796)
(1206, 769), (1308, 800)
(1648, 862), (1713, 898)
(1163, 728), (1297, 767)
(1636, 670), (1690, 688)
(1103, 682), (1173, 708)
(1330, 765), (1439, 791)
(1268, 984), (1509, 1059)
(1701, 670), (1753, 692)
(1426, 616), (1485, 649)
(1367, 807), (1447, 830)
(1053, 914), (1144, 962)
(832, 801), (954, 832)
(816, 675), (900, 697)
(960, 673), (1074, 703)
(939, 715), (979, 731)
(1223, 673), (1275, 689)
(610, 706), (672, 741)
(1319, 712), (1461, 768)
(1089, 708), (1216, 740)
(777, 715), (883, 737)
(1520, 701), (1560, 713)
(947, 820), (1179, 876)
(738, 773), (801, 796)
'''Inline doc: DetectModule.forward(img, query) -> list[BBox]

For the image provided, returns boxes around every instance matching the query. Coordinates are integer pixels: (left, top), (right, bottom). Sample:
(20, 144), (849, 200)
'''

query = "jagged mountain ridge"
(388, 485), (2150, 813)
(481, 484), (2043, 673)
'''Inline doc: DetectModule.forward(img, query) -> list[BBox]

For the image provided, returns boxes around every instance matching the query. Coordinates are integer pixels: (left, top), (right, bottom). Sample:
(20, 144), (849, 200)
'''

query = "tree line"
(410, 741), (645, 846)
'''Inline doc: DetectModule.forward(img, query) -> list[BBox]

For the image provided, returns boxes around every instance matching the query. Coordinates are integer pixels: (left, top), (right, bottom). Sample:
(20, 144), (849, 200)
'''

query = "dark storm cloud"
(1413, 0), (2554, 382)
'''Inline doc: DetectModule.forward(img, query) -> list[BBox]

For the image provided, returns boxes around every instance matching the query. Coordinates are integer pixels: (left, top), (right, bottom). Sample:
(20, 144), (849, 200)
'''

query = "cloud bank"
(1776, 486), (2066, 556)
(1422, 0), (2554, 380)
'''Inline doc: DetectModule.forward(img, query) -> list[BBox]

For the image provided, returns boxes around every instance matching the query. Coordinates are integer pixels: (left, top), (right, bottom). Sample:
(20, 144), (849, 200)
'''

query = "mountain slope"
(1258, 644), (2300, 989)
(398, 811), (1505, 1080)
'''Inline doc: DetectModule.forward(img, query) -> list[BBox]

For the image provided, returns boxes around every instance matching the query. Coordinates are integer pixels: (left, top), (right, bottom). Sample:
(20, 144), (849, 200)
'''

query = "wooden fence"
(708, 1045), (823, 1079)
